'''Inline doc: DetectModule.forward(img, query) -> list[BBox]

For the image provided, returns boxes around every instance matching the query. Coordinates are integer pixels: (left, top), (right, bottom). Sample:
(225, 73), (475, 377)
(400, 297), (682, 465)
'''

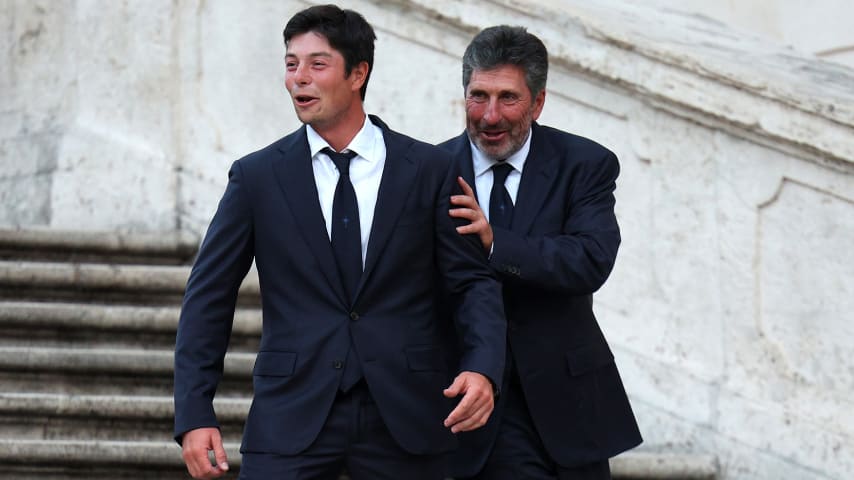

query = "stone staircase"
(0, 229), (258, 479)
(0, 229), (717, 479)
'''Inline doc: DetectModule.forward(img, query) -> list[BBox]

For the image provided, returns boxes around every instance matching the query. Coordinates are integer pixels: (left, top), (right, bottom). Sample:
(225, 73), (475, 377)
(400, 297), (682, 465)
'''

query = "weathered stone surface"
(0, 301), (261, 336)
(610, 452), (717, 479)
(0, 439), (204, 466)
(0, 346), (254, 377)
(0, 438), (716, 479)
(0, 392), (250, 421)
(633, 0), (854, 70)
(1, 1), (182, 231)
(0, 228), (199, 265)
(0, 260), (260, 297)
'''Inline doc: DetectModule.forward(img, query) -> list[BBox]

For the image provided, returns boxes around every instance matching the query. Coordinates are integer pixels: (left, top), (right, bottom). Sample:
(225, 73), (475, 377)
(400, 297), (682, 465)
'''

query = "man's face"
(285, 32), (365, 131)
(465, 65), (545, 160)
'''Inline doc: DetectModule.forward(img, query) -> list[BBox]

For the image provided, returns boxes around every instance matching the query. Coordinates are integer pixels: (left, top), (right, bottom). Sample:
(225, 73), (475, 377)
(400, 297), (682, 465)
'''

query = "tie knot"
(323, 147), (358, 175)
(491, 162), (513, 186)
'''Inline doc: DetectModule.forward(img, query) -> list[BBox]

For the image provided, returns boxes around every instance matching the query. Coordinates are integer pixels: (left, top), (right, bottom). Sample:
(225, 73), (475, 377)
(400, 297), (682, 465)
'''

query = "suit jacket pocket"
(253, 351), (297, 376)
(405, 346), (445, 372)
(565, 342), (614, 377)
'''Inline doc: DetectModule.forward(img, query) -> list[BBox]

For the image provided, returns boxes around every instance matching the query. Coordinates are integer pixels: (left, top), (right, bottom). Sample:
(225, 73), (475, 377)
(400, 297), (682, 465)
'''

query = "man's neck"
(311, 106), (367, 152)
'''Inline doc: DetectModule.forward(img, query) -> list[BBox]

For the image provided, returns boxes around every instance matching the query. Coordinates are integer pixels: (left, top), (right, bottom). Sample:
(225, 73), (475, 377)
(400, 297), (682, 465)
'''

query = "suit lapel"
(452, 133), (479, 200)
(272, 127), (348, 306)
(358, 117), (418, 299)
(512, 123), (557, 234)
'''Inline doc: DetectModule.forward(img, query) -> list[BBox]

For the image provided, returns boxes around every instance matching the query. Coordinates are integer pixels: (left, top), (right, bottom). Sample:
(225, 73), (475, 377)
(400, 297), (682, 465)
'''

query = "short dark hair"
(462, 26), (548, 98)
(283, 4), (376, 100)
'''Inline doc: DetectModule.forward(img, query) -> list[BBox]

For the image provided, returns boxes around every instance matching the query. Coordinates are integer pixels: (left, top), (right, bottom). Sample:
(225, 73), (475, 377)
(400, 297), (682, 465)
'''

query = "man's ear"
(350, 61), (369, 92)
(531, 89), (546, 121)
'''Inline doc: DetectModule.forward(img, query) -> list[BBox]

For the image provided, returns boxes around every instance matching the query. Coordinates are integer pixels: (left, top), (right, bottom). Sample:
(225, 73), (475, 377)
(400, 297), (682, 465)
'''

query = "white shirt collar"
(470, 127), (532, 178)
(306, 115), (381, 163)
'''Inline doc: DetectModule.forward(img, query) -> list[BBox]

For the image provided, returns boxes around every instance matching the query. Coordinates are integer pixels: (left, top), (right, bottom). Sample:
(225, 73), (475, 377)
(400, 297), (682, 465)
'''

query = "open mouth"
(294, 95), (318, 106)
(480, 130), (507, 141)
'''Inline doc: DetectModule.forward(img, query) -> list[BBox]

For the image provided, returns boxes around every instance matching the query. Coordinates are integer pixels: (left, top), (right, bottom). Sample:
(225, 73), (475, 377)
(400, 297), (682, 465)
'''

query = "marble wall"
(2, 1), (852, 478)
(636, 0), (854, 68)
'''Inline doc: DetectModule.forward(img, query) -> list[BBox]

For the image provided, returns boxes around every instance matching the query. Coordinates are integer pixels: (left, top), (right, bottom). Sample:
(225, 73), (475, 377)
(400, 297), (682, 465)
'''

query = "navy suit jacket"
(440, 123), (641, 473)
(174, 116), (505, 457)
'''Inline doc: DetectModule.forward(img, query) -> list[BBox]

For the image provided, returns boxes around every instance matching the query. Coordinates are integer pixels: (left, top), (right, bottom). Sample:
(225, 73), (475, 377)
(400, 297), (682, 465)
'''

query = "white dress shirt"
(307, 116), (386, 266)
(469, 128), (533, 221)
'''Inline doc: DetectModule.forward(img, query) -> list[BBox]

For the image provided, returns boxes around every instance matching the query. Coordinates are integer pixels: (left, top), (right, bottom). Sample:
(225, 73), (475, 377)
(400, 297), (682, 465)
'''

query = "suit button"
(332, 360), (344, 369)
(350, 312), (359, 321)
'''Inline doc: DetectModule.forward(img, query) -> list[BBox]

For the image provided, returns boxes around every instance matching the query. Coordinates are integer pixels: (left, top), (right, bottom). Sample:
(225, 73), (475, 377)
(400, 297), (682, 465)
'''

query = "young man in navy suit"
(442, 26), (642, 480)
(173, 6), (505, 479)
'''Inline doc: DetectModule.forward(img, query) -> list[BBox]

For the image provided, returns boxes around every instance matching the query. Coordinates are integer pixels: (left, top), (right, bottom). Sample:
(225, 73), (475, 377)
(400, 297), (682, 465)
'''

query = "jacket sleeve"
(434, 155), (506, 389)
(173, 160), (255, 443)
(489, 151), (621, 295)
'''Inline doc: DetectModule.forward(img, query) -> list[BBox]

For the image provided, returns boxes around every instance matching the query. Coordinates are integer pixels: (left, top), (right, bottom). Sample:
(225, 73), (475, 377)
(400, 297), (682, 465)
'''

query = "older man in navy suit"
(442, 26), (642, 480)
(173, 6), (504, 480)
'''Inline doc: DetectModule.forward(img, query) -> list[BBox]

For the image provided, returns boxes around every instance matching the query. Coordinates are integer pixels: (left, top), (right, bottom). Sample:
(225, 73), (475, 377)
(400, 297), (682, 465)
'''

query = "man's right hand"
(443, 371), (495, 433)
(450, 176), (493, 252)
(181, 427), (229, 479)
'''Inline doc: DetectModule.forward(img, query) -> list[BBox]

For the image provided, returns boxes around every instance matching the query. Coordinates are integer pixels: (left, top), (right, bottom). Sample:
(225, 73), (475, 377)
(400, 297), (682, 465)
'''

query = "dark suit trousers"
(457, 365), (611, 480)
(239, 382), (444, 480)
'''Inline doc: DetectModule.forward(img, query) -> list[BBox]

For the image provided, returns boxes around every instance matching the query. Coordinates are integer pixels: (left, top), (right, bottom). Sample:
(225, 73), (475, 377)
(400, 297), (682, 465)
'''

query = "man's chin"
(475, 142), (510, 160)
(293, 111), (314, 125)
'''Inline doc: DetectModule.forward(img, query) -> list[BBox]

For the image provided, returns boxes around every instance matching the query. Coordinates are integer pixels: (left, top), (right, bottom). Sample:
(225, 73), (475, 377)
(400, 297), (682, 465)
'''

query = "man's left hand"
(443, 371), (495, 433)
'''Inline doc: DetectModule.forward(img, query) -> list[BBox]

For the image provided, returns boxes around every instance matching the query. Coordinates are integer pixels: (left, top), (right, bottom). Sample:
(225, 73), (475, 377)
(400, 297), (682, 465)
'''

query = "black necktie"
(489, 162), (514, 229)
(324, 147), (362, 302)
(323, 147), (363, 392)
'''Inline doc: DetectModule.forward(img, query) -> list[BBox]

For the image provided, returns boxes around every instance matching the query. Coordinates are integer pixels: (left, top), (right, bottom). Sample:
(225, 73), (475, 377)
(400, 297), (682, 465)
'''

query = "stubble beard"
(468, 119), (531, 161)
(467, 103), (534, 160)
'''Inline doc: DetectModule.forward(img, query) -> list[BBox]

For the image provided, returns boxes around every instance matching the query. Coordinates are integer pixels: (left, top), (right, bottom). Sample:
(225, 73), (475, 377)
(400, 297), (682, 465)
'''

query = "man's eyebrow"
(285, 51), (334, 58)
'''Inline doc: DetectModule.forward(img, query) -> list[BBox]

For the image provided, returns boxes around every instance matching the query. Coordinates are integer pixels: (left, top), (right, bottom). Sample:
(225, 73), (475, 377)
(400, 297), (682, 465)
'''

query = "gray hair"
(462, 25), (548, 97)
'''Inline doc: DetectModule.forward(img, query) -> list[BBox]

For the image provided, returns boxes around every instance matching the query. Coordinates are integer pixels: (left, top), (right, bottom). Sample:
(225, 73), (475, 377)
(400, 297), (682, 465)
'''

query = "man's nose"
(482, 98), (501, 124)
(293, 63), (311, 85)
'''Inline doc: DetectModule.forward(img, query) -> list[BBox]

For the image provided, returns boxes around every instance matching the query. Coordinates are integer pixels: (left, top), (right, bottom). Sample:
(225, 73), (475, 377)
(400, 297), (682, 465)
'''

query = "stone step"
(0, 301), (261, 350)
(0, 392), (248, 442)
(0, 439), (716, 480)
(0, 392), (249, 422)
(0, 301), (261, 334)
(0, 395), (719, 478)
(0, 260), (260, 305)
(0, 229), (199, 265)
(0, 346), (254, 376)
(610, 452), (718, 479)
(0, 439), (212, 479)
(0, 346), (254, 396)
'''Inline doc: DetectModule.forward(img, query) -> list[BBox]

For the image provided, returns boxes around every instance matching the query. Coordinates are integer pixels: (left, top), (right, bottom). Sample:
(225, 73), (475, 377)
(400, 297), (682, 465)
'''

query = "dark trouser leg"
(345, 382), (445, 480)
(459, 372), (610, 480)
(240, 382), (445, 480)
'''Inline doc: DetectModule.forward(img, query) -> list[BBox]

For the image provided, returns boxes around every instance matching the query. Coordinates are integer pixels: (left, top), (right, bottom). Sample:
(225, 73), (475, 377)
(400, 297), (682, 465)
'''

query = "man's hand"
(443, 371), (495, 433)
(449, 176), (493, 252)
(181, 427), (229, 479)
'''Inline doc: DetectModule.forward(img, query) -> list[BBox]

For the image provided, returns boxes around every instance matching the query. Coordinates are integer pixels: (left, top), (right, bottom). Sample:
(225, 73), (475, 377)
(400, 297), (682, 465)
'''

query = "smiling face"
(285, 31), (367, 135)
(465, 64), (545, 161)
